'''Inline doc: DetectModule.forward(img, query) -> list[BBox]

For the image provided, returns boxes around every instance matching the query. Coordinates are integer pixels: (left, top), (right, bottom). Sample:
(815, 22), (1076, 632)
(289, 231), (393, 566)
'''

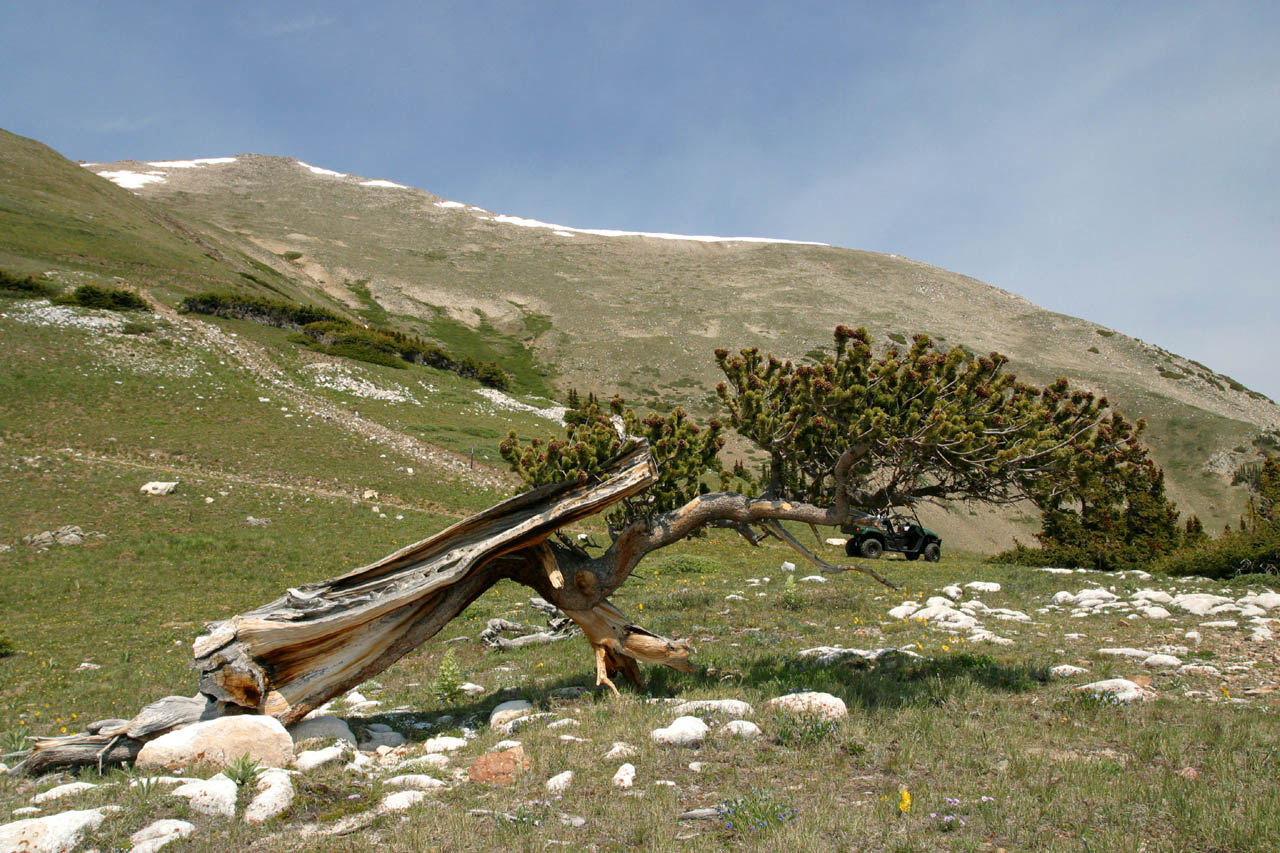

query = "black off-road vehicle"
(840, 508), (941, 562)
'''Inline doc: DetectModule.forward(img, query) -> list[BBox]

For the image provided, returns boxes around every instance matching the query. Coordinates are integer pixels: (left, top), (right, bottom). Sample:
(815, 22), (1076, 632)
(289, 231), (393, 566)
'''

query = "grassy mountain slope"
(73, 145), (1277, 538)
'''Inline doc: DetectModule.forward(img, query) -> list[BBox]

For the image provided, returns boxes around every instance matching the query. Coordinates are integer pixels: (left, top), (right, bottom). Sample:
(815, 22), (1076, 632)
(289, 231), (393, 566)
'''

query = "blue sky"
(4, 2), (1278, 402)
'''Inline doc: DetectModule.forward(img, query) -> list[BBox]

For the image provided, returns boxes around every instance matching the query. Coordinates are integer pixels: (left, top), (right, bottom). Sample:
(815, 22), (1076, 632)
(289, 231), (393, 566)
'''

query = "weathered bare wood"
(193, 442), (662, 725)
(13, 734), (142, 776)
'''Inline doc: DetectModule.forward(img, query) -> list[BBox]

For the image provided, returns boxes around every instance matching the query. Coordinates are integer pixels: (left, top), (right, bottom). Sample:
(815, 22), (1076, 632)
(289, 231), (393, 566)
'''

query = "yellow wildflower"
(898, 789), (912, 813)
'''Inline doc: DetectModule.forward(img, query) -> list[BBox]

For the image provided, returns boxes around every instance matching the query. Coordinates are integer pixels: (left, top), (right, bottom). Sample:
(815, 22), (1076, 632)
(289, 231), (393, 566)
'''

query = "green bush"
(1150, 525), (1280, 579)
(281, 251), (303, 261)
(120, 320), (155, 335)
(650, 553), (727, 575)
(181, 291), (342, 328)
(59, 284), (148, 311)
(0, 628), (13, 657)
(1096, 328), (1116, 337)
(0, 269), (58, 298)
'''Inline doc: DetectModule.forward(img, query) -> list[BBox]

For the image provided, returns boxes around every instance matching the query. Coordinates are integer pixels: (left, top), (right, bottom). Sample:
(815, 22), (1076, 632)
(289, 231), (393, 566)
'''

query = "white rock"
(1097, 647), (1151, 660)
(1250, 627), (1274, 642)
(1074, 678), (1157, 704)
(910, 605), (978, 630)
(424, 735), (468, 753)
(1199, 620), (1239, 629)
(800, 575), (826, 583)
(381, 790), (428, 811)
(722, 720), (762, 739)
(386, 774), (446, 791)
(767, 691), (848, 721)
(489, 739), (522, 752)
(546, 770), (574, 793)
(547, 718), (579, 729)
(1049, 664), (1089, 679)
(824, 538), (847, 548)
(1208, 603), (1242, 615)
(294, 744), (348, 772)
(344, 690), (369, 706)
(9, 808), (40, 817)
(1184, 630), (1202, 645)
(489, 699), (533, 730)
(1052, 591), (1077, 605)
(31, 782), (97, 804)
(129, 818), (196, 853)
(967, 629), (1014, 646)
(781, 561), (797, 571)
(1142, 654), (1182, 668)
(673, 699), (752, 717)
(1171, 593), (1233, 616)
(1142, 606), (1172, 620)
(604, 742), (636, 759)
(989, 608), (1032, 622)
(1246, 592), (1280, 610)
(1179, 664), (1221, 677)
(651, 716), (709, 747)
(612, 763), (635, 788)
(170, 774), (238, 818)
(965, 581), (1001, 593)
(924, 596), (954, 608)
(244, 769), (294, 824)
(358, 729), (406, 751)
(396, 754), (450, 773)
(888, 602), (920, 619)
(724, 594), (746, 601)
(941, 584), (963, 600)
(459, 682), (486, 697)
(1132, 589), (1174, 605)
(137, 716), (294, 771)
(140, 481), (178, 496)
(0, 807), (116, 853)
(289, 715), (356, 745)
(1074, 588), (1118, 605)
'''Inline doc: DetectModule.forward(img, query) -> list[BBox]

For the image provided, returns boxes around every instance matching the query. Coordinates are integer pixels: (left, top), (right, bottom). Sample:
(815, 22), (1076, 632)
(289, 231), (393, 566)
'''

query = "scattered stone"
(800, 575), (827, 583)
(170, 774), (239, 818)
(722, 720), (762, 739)
(490, 739), (522, 752)
(724, 594), (746, 601)
(489, 699), (533, 730)
(1184, 630), (1202, 646)
(547, 718), (579, 729)
(31, 782), (97, 804)
(460, 682), (486, 697)
(294, 744), (348, 773)
(941, 584), (963, 600)
(381, 790), (428, 811)
(386, 774), (447, 791)
(888, 602), (920, 619)
(1049, 665), (1089, 679)
(1171, 593), (1233, 616)
(245, 516), (272, 526)
(244, 769), (294, 824)
(1132, 589), (1174, 605)
(0, 807), (118, 853)
(1249, 627), (1273, 643)
(1074, 678), (1157, 704)
(965, 581), (1001, 593)
(1177, 767), (1200, 781)
(1052, 591), (1077, 605)
(137, 715), (294, 771)
(1097, 647), (1151, 661)
(358, 729), (406, 751)
(782, 560), (798, 571)
(546, 770), (575, 794)
(9, 808), (39, 817)
(468, 746), (528, 785)
(74, 662), (100, 672)
(129, 818), (196, 853)
(673, 699), (752, 717)
(604, 742), (636, 759)
(289, 715), (356, 745)
(1074, 589), (1118, 605)
(688, 761), (707, 772)
(1142, 654), (1182, 668)
(767, 691), (848, 721)
(1199, 620), (1239, 629)
(141, 481), (179, 496)
(678, 807), (721, 821)
(612, 763), (636, 788)
(1179, 664), (1221, 677)
(558, 734), (586, 743)
(651, 716), (709, 747)
(423, 735), (467, 753)
(1141, 606), (1172, 620)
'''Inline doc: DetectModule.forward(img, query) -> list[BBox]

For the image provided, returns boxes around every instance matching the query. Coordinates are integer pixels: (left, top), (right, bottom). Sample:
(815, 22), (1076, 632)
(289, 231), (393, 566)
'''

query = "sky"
(3, 1), (1278, 402)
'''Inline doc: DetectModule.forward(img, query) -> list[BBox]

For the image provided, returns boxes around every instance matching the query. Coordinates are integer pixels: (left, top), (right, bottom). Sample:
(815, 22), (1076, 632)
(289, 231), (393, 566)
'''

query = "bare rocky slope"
(4, 129), (1275, 543)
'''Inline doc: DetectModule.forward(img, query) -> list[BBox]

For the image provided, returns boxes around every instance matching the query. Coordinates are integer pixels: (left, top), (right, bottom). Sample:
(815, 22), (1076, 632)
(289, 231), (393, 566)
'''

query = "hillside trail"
(142, 296), (515, 496)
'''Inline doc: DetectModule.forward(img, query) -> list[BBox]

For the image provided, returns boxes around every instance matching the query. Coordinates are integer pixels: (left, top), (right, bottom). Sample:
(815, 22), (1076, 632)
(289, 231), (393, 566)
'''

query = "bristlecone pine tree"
(18, 327), (1171, 775)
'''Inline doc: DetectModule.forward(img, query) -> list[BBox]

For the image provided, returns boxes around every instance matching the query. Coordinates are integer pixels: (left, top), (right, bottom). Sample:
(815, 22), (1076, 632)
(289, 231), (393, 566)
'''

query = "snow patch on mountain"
(98, 170), (167, 189)
(361, 179), (409, 189)
(297, 161), (347, 177)
(486, 213), (827, 246)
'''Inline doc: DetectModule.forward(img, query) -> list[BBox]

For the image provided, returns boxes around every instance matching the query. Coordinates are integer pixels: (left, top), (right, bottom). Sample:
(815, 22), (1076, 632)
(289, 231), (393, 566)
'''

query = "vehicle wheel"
(845, 539), (858, 558)
(905, 552), (919, 561)
(923, 542), (941, 562)
(860, 538), (884, 559)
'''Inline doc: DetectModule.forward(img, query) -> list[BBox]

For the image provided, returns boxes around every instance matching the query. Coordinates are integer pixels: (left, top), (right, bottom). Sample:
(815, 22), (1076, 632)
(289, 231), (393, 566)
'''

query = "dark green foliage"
(1158, 369), (1187, 380)
(1096, 329), (1116, 337)
(1087, 346), (1100, 354)
(182, 291), (509, 388)
(1183, 515), (1208, 547)
(58, 284), (148, 311)
(180, 291), (343, 329)
(1151, 523), (1280, 579)
(0, 628), (12, 658)
(649, 553), (727, 575)
(0, 268), (57, 298)
(773, 709), (840, 747)
(281, 251), (303, 261)
(120, 320), (155, 335)
(886, 332), (907, 345)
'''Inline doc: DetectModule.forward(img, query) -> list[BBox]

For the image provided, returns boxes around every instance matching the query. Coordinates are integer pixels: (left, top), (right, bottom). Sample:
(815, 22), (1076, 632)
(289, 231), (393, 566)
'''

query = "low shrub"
(0, 269), (58, 298)
(1150, 524), (1280, 580)
(120, 320), (155, 335)
(180, 291), (342, 329)
(59, 284), (148, 311)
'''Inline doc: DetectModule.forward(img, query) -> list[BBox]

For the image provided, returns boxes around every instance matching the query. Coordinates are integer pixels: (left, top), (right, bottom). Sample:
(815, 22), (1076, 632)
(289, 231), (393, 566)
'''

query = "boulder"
(381, 790), (428, 812)
(672, 699), (752, 717)
(288, 715), (356, 745)
(1074, 678), (1157, 704)
(651, 716), (709, 747)
(941, 585), (964, 600)
(357, 729), (406, 751)
(965, 581), (1001, 593)
(612, 763), (636, 788)
(1049, 664), (1089, 679)
(1097, 647), (1151, 661)
(767, 692), (848, 721)
(385, 774), (447, 791)
(1171, 593), (1232, 616)
(468, 746), (529, 785)
(243, 769), (294, 824)
(723, 720), (762, 739)
(170, 774), (238, 818)
(137, 715), (294, 771)
(489, 699), (533, 730)
(0, 807), (117, 853)
(129, 818), (196, 853)
(546, 770), (574, 793)
(604, 741), (636, 759)
(294, 744), (348, 773)
(140, 481), (179, 496)
(423, 735), (468, 753)
(1142, 654), (1182, 668)
(31, 782), (97, 804)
